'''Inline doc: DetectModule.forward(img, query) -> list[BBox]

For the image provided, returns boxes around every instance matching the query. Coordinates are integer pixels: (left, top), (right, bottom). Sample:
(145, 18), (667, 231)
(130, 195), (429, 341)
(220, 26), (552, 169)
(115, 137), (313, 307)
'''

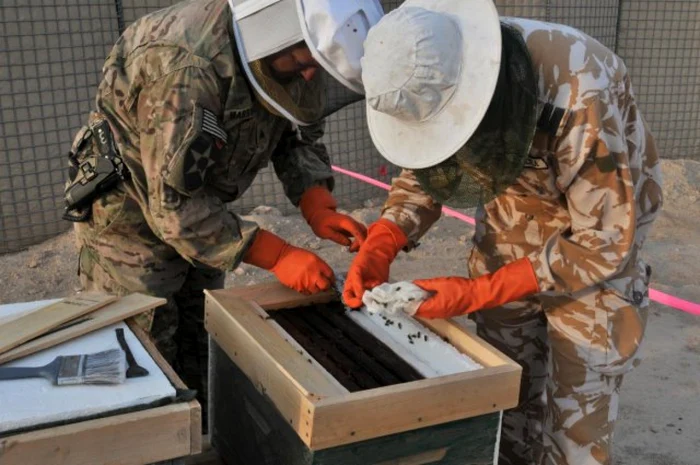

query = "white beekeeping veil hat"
(229, 0), (384, 125)
(361, 0), (539, 208)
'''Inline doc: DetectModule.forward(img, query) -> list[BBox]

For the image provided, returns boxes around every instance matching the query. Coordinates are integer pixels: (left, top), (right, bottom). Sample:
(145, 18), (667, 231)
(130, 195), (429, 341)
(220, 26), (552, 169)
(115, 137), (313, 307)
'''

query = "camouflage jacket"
(382, 18), (664, 304)
(74, 0), (333, 277)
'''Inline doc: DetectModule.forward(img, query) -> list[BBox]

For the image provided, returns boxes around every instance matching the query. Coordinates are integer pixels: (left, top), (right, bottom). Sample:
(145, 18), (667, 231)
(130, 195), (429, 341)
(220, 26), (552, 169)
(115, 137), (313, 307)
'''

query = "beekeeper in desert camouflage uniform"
(343, 0), (663, 463)
(64, 0), (384, 424)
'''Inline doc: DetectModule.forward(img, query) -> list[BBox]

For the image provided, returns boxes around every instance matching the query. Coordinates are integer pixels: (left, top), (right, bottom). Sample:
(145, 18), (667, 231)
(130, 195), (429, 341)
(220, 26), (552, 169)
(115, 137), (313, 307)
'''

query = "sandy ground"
(1, 159), (698, 464)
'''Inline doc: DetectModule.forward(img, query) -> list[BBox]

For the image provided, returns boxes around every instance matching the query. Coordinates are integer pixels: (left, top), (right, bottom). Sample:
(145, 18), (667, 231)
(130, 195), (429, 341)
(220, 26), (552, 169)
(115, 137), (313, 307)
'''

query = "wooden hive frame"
(205, 282), (522, 451)
(0, 320), (202, 465)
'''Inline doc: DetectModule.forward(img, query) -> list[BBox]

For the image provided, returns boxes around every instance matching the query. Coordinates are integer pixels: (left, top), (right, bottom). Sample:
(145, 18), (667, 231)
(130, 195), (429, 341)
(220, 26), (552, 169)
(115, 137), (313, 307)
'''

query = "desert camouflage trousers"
(472, 285), (648, 465)
(78, 246), (224, 430)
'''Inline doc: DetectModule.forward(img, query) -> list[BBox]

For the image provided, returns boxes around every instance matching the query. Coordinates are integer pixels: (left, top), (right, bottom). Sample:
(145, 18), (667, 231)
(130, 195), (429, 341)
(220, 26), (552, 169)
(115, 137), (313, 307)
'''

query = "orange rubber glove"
(299, 186), (367, 249)
(343, 219), (408, 308)
(413, 258), (540, 318)
(243, 229), (334, 294)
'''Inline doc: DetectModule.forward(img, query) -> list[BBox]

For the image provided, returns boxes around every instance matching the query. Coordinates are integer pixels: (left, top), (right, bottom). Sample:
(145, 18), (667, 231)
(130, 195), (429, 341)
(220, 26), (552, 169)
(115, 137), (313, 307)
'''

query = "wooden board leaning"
(0, 293), (117, 355)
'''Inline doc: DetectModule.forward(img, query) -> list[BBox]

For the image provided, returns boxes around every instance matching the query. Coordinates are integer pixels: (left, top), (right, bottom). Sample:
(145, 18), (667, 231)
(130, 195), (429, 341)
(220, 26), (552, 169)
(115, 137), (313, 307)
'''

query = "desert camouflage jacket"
(75, 0), (333, 272)
(382, 18), (663, 303)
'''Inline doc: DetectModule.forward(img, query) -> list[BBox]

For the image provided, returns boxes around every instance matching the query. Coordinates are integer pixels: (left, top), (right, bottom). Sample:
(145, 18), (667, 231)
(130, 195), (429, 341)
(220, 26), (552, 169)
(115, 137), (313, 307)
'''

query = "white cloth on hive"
(361, 281), (428, 316)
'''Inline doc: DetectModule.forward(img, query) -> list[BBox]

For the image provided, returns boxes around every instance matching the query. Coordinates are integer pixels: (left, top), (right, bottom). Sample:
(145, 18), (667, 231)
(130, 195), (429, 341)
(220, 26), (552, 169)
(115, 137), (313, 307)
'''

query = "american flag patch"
(201, 108), (228, 144)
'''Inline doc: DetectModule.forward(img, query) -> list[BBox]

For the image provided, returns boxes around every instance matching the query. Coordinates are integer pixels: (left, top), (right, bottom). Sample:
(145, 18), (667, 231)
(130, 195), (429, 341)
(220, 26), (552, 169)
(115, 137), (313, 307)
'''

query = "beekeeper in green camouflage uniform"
(64, 0), (383, 425)
(344, 1), (663, 463)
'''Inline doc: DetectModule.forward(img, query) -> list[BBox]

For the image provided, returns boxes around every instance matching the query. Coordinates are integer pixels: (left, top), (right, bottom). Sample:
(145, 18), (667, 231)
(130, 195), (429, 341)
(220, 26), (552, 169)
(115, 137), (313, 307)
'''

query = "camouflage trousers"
(472, 285), (648, 465)
(78, 246), (224, 430)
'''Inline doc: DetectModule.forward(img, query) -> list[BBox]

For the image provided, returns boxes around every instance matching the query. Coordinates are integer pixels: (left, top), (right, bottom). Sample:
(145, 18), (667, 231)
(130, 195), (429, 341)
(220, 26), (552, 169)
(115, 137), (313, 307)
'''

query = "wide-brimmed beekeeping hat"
(229, 0), (384, 125)
(362, 0), (538, 207)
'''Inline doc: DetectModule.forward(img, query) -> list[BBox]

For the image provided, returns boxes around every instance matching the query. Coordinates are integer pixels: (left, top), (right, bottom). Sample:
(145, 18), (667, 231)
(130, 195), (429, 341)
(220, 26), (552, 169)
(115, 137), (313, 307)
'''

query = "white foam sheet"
(345, 308), (482, 377)
(0, 299), (176, 434)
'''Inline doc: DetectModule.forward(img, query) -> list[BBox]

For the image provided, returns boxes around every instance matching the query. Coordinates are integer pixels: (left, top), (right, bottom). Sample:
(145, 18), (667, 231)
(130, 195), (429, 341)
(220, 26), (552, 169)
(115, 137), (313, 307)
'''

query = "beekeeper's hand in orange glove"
(413, 258), (540, 318)
(300, 186), (367, 249)
(343, 219), (408, 308)
(243, 230), (334, 294)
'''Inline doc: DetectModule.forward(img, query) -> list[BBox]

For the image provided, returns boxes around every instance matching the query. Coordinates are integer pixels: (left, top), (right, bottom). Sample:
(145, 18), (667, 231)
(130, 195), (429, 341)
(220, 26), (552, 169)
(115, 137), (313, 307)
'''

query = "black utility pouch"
(63, 115), (129, 222)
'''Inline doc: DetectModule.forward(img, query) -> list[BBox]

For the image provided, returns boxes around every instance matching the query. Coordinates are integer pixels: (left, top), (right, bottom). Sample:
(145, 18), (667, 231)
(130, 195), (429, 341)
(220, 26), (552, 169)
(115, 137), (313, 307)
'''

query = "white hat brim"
(366, 0), (502, 170)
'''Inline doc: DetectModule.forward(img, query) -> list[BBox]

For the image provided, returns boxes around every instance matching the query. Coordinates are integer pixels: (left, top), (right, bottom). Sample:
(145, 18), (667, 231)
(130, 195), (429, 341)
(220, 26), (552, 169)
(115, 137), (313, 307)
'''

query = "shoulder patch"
(201, 108), (228, 147)
(182, 134), (216, 192)
(162, 106), (227, 195)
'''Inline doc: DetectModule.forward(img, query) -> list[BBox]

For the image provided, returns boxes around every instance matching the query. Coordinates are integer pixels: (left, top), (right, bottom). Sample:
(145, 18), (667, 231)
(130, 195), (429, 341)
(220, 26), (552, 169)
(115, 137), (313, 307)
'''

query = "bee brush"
(0, 348), (126, 385)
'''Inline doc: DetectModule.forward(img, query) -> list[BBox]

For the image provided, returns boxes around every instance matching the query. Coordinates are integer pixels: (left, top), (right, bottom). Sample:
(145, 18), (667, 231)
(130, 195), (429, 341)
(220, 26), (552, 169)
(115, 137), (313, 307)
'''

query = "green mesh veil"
(413, 23), (538, 208)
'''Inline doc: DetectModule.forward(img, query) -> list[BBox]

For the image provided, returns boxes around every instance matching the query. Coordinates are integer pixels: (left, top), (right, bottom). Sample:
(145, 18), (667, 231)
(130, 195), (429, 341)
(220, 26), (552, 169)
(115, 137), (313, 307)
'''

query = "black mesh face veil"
(248, 56), (365, 124)
(248, 56), (327, 122)
(413, 23), (539, 208)
(231, 0), (381, 126)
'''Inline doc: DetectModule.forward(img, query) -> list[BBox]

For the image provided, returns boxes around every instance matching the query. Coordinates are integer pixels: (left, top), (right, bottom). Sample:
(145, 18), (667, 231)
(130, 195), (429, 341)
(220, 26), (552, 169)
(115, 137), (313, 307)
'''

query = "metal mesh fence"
(1, 0), (699, 253)
(0, 1), (119, 253)
(616, 1), (700, 159)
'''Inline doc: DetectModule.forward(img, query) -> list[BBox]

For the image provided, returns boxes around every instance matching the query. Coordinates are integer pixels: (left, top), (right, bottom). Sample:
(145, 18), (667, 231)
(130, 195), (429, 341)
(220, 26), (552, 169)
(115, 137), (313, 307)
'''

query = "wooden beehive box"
(0, 320), (201, 465)
(205, 282), (521, 463)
